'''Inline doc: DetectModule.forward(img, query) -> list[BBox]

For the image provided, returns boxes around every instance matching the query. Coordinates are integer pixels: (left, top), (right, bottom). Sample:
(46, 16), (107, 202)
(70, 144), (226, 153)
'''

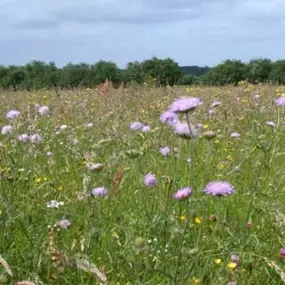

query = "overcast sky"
(0, 0), (284, 68)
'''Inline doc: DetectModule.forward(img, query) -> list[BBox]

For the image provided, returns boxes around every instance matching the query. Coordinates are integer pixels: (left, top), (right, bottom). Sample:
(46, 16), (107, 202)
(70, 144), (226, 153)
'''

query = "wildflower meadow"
(1, 84), (285, 284)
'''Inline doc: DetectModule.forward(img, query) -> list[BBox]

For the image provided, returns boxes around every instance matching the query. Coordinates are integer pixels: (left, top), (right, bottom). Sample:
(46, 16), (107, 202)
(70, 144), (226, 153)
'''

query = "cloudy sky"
(1, 0), (284, 67)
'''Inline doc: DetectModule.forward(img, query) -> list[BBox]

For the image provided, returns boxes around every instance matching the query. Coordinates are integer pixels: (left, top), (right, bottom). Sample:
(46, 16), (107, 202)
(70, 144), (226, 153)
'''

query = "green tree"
(245, 58), (272, 83)
(269, 60), (285, 85)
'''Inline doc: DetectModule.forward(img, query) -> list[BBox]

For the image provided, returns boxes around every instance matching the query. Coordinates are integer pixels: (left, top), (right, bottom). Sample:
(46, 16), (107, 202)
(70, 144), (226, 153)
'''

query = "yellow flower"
(227, 262), (237, 270)
(214, 258), (222, 265)
(44, 177), (48, 181)
(203, 124), (208, 129)
(35, 178), (41, 183)
(194, 217), (202, 224)
(57, 185), (63, 191)
(180, 215), (186, 221)
(191, 277), (201, 284)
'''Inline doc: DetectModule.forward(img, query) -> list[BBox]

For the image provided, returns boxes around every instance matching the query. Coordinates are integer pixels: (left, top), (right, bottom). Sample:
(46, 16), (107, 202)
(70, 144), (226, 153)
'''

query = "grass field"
(1, 84), (285, 285)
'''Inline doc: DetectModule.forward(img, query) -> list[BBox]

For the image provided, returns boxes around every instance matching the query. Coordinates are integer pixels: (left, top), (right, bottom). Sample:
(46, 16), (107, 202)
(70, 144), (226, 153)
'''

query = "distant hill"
(179, 65), (211, 77)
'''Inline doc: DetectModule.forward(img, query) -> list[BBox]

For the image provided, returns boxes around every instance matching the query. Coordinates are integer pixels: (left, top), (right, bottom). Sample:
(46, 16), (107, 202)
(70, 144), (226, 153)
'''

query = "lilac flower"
(141, 125), (151, 132)
(280, 248), (285, 257)
(29, 133), (42, 144)
(7, 109), (20, 119)
(173, 187), (192, 200)
(86, 122), (94, 128)
(160, 111), (178, 125)
(91, 187), (108, 197)
(86, 162), (104, 172)
(275, 97), (285, 107)
(230, 132), (240, 138)
(1, 125), (12, 135)
(173, 122), (198, 138)
(204, 181), (235, 196)
(160, 146), (171, 156)
(129, 122), (144, 131)
(266, 121), (276, 127)
(38, 106), (49, 116)
(56, 219), (72, 229)
(144, 173), (157, 187)
(210, 101), (222, 108)
(169, 97), (203, 113)
(17, 134), (29, 142)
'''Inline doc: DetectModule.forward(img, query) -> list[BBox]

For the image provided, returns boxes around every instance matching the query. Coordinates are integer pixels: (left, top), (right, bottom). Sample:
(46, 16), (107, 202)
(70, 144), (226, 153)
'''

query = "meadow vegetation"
(1, 83), (285, 284)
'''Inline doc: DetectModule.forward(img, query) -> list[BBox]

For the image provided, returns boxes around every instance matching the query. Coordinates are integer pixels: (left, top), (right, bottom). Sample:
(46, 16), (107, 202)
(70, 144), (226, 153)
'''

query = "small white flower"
(47, 200), (64, 208)
(1, 125), (12, 135)
(29, 133), (42, 144)
(72, 138), (79, 145)
(60, 124), (68, 130)
(17, 134), (29, 142)
(86, 122), (94, 128)
(56, 219), (72, 229)
(38, 105), (49, 116)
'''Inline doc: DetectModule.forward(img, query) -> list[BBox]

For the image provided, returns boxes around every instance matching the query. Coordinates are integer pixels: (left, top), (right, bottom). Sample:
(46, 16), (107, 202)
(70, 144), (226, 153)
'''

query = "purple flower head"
(38, 106), (49, 116)
(210, 101), (222, 108)
(144, 173), (157, 187)
(142, 125), (151, 132)
(160, 146), (171, 156)
(196, 123), (204, 130)
(129, 121), (144, 131)
(275, 97), (285, 107)
(29, 133), (42, 144)
(230, 132), (240, 138)
(173, 187), (192, 200)
(1, 125), (12, 135)
(204, 181), (235, 196)
(17, 134), (29, 142)
(91, 187), (108, 197)
(169, 97), (203, 113)
(280, 248), (285, 257)
(266, 121), (276, 127)
(7, 109), (20, 119)
(173, 122), (198, 138)
(160, 111), (178, 125)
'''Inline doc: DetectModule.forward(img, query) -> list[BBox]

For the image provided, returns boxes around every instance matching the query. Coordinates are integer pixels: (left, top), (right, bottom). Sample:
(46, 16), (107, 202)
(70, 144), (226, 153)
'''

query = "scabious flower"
(129, 121), (144, 131)
(172, 122), (198, 138)
(91, 187), (108, 197)
(280, 248), (285, 257)
(168, 97), (203, 113)
(173, 187), (192, 200)
(56, 219), (72, 229)
(29, 134), (42, 144)
(7, 109), (20, 119)
(38, 105), (49, 116)
(144, 173), (157, 187)
(86, 162), (104, 172)
(17, 134), (29, 142)
(230, 132), (240, 138)
(204, 181), (234, 196)
(160, 146), (171, 156)
(266, 121), (276, 127)
(142, 125), (151, 132)
(160, 111), (178, 125)
(275, 97), (285, 107)
(1, 125), (12, 135)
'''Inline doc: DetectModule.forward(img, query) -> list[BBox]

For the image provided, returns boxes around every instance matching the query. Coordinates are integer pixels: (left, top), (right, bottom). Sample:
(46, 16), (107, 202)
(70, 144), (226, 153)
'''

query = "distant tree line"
(0, 57), (285, 90)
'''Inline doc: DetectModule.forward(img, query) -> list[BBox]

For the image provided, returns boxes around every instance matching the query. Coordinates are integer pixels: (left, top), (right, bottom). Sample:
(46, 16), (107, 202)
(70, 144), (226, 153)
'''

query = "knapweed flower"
(91, 187), (108, 197)
(266, 121), (276, 127)
(86, 162), (104, 172)
(204, 181), (234, 196)
(17, 134), (29, 142)
(210, 101), (222, 108)
(275, 97), (285, 107)
(169, 97), (203, 113)
(173, 187), (192, 200)
(7, 109), (20, 119)
(141, 125), (151, 132)
(38, 105), (49, 116)
(280, 248), (285, 257)
(1, 125), (12, 135)
(160, 146), (171, 156)
(56, 219), (72, 229)
(144, 173), (157, 187)
(47, 200), (64, 208)
(172, 122), (198, 138)
(230, 132), (240, 138)
(129, 121), (143, 131)
(160, 111), (178, 125)
(29, 134), (42, 144)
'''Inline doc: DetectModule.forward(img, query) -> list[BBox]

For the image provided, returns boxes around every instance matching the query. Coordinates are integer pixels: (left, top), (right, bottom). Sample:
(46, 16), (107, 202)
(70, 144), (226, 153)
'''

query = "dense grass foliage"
(1, 84), (285, 284)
